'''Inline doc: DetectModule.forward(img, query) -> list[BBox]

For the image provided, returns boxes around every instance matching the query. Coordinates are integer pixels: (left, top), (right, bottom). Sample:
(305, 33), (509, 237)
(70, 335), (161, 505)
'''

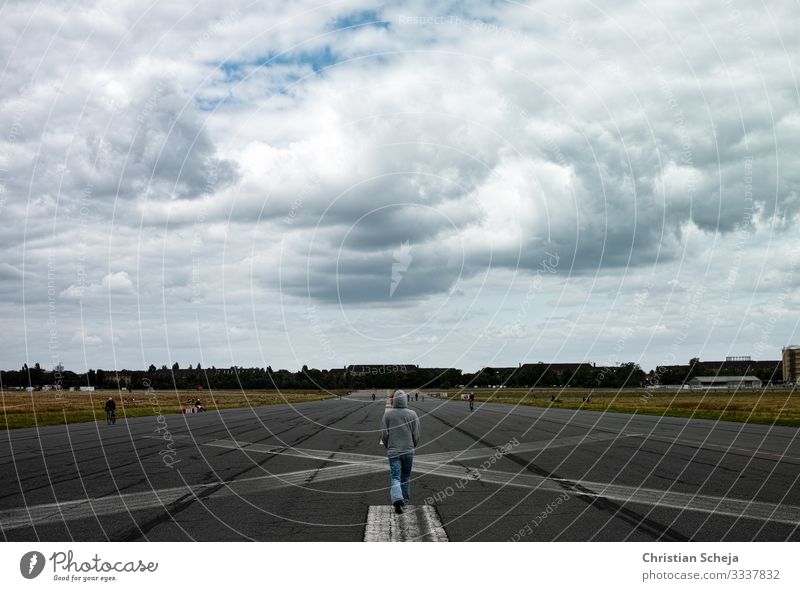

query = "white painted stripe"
(557, 478), (800, 526)
(0, 487), (197, 530)
(417, 432), (641, 465)
(6, 435), (797, 533)
(363, 505), (448, 542)
(198, 433), (800, 468)
(414, 462), (800, 526)
(418, 504), (449, 542)
(0, 462), (387, 531)
(203, 433), (640, 468)
(204, 440), (385, 465)
(176, 439), (800, 526)
(644, 434), (800, 464)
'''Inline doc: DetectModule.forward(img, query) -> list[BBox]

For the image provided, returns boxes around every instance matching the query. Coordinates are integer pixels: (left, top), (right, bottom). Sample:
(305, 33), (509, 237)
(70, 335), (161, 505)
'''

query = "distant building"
(689, 376), (761, 389)
(783, 346), (800, 383)
(712, 359), (782, 384)
(346, 365), (417, 375)
(703, 358), (781, 375)
(521, 362), (596, 373)
(655, 357), (783, 385)
(484, 362), (595, 376)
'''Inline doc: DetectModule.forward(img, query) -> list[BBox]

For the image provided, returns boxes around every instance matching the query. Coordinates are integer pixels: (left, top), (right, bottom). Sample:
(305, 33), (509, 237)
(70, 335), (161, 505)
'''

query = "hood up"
(392, 390), (409, 408)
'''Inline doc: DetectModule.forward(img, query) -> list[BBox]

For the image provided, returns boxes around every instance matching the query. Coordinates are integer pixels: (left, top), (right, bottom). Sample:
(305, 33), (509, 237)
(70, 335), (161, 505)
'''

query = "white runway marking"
(414, 462), (800, 526)
(0, 462), (386, 531)
(417, 432), (641, 464)
(363, 505), (448, 542)
(644, 434), (800, 464)
(5, 433), (799, 533)
(204, 438), (800, 528)
(204, 432), (639, 467)
(205, 440), (385, 465)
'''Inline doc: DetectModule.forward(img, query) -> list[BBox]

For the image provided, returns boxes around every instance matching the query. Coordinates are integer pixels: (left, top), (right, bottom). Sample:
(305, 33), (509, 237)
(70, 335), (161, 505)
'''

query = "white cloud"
(2, 0), (799, 371)
(62, 271), (135, 299)
(71, 331), (103, 347)
(101, 271), (135, 293)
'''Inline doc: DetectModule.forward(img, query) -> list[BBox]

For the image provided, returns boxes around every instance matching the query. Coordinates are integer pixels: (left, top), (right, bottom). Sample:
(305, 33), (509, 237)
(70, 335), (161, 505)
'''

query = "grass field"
(434, 387), (800, 428)
(0, 389), (341, 430)
(3, 387), (798, 430)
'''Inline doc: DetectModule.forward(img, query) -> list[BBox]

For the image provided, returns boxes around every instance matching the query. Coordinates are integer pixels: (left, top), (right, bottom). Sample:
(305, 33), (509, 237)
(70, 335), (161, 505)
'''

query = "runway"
(2, 390), (800, 541)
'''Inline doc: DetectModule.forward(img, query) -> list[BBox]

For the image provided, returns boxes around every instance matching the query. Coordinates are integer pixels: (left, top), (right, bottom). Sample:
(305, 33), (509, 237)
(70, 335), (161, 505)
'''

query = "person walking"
(469, 392), (475, 412)
(380, 390), (420, 514)
(104, 397), (116, 425)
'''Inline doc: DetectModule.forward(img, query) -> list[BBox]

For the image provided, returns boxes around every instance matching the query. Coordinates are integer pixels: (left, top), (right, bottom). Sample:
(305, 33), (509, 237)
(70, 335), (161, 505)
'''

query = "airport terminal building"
(688, 375), (762, 390)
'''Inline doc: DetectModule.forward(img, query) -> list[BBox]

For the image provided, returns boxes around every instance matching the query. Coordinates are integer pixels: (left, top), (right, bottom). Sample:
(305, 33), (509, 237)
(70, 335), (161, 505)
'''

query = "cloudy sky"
(1, 0), (798, 374)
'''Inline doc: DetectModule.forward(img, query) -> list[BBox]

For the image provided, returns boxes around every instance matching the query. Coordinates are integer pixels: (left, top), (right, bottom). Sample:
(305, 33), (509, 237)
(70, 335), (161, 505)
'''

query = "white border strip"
(363, 505), (448, 542)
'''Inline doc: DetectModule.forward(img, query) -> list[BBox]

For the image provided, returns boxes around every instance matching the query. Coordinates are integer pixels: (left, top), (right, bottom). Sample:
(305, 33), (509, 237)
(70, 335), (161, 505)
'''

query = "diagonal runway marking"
(643, 434), (800, 464)
(413, 462), (800, 526)
(1, 432), (610, 531)
(204, 440), (384, 465)
(0, 462), (386, 531)
(204, 432), (639, 466)
(205, 437), (800, 526)
(5, 432), (799, 533)
(416, 432), (641, 464)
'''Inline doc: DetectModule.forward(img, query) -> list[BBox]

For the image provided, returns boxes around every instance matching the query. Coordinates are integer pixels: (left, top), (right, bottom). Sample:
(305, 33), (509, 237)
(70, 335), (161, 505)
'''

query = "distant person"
(469, 392), (475, 412)
(194, 398), (204, 412)
(372, 392), (376, 401)
(380, 390), (420, 514)
(415, 392), (418, 402)
(104, 397), (116, 424)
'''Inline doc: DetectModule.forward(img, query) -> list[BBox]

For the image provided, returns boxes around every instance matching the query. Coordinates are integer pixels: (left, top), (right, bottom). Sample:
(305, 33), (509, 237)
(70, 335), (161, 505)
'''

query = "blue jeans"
(388, 453), (413, 505)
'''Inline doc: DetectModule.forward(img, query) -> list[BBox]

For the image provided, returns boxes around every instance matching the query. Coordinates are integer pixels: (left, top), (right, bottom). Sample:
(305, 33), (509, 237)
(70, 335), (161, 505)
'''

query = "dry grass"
(5, 387), (797, 430)
(436, 388), (800, 427)
(0, 389), (341, 430)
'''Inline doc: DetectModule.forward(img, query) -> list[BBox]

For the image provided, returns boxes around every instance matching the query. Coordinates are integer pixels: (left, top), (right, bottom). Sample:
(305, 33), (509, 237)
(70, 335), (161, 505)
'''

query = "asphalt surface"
(2, 390), (800, 541)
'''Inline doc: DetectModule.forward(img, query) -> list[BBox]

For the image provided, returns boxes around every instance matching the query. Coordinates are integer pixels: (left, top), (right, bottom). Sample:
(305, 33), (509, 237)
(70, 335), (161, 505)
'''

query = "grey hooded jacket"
(380, 391), (420, 457)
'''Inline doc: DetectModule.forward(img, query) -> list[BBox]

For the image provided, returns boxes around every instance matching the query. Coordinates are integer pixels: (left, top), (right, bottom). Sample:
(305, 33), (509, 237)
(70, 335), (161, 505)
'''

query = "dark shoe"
(394, 500), (404, 514)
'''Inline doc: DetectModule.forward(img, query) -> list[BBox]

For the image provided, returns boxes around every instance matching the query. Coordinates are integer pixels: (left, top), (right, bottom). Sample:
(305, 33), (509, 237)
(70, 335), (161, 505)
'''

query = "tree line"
(4, 358), (783, 391)
(0, 361), (655, 390)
